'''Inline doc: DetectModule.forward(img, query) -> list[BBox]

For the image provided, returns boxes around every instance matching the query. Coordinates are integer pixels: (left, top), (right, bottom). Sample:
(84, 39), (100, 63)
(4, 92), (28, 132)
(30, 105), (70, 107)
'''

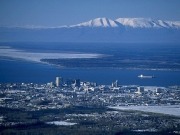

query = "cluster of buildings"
(0, 76), (180, 111)
(48, 77), (81, 88)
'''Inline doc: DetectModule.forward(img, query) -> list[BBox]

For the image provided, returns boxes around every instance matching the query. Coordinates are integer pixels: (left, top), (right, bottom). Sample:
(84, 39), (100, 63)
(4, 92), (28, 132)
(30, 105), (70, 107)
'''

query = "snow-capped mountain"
(0, 17), (180, 43)
(69, 17), (180, 29)
(115, 18), (180, 28)
(70, 17), (119, 28)
(115, 18), (157, 28)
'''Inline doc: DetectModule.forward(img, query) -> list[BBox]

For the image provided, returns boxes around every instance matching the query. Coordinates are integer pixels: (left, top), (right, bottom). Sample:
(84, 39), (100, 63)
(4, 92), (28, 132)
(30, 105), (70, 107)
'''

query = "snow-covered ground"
(109, 105), (180, 117)
(0, 47), (104, 63)
(46, 121), (77, 126)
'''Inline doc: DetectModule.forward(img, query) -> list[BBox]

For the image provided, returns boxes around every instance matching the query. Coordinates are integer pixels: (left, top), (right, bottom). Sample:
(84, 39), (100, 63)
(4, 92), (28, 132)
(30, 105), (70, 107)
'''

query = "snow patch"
(0, 47), (105, 63)
(46, 121), (77, 126)
(109, 105), (180, 116)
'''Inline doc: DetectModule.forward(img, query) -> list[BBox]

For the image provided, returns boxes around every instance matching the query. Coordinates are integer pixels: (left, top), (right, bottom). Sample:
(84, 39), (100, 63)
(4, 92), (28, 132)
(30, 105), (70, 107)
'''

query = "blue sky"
(0, 0), (180, 27)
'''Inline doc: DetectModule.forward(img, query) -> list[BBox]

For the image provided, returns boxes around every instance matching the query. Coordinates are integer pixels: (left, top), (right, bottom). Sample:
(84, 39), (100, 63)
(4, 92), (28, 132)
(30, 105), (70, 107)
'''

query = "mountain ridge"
(1, 17), (180, 29)
(70, 17), (180, 29)
(0, 17), (180, 43)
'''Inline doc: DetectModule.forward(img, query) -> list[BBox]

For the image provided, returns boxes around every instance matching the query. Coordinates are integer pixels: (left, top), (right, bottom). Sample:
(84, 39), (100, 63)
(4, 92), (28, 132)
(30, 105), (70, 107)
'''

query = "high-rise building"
(112, 80), (118, 87)
(137, 86), (144, 93)
(75, 79), (80, 87)
(56, 77), (60, 87)
(115, 80), (118, 87)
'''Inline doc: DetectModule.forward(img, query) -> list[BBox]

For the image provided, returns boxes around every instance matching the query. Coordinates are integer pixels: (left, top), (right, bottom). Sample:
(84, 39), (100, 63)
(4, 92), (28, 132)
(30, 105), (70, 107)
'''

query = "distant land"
(0, 17), (180, 43)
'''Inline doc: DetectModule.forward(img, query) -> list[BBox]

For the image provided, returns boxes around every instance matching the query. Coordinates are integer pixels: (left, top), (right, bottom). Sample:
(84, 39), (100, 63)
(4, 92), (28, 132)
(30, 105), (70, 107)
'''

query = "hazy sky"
(0, 0), (180, 27)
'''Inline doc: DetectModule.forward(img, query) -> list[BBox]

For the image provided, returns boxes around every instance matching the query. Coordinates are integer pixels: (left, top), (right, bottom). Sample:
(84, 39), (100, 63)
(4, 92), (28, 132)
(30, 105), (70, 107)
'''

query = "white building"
(56, 77), (60, 87)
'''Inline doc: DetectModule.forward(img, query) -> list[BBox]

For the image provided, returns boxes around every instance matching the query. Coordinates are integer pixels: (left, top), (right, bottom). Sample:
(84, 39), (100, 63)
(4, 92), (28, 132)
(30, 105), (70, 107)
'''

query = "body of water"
(0, 42), (180, 86)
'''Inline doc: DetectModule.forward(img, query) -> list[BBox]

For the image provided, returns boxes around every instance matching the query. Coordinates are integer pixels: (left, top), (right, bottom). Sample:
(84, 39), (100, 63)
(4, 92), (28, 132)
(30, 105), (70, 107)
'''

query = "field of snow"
(0, 47), (104, 63)
(109, 105), (180, 117)
(46, 121), (77, 126)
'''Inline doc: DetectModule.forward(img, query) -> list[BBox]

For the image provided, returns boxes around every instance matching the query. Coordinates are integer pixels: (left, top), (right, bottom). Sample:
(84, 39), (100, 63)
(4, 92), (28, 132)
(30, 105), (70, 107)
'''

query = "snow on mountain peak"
(115, 18), (154, 28)
(115, 18), (180, 28)
(70, 17), (118, 28)
(69, 17), (180, 29)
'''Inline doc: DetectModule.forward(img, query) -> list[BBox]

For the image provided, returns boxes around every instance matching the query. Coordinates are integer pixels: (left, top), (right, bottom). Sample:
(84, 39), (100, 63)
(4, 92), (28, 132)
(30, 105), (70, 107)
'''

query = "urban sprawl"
(0, 77), (180, 134)
(1, 76), (180, 111)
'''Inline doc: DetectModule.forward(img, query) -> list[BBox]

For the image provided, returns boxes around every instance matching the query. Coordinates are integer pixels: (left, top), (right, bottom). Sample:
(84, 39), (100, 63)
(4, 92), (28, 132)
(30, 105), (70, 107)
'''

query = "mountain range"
(70, 17), (180, 29)
(0, 17), (180, 43)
